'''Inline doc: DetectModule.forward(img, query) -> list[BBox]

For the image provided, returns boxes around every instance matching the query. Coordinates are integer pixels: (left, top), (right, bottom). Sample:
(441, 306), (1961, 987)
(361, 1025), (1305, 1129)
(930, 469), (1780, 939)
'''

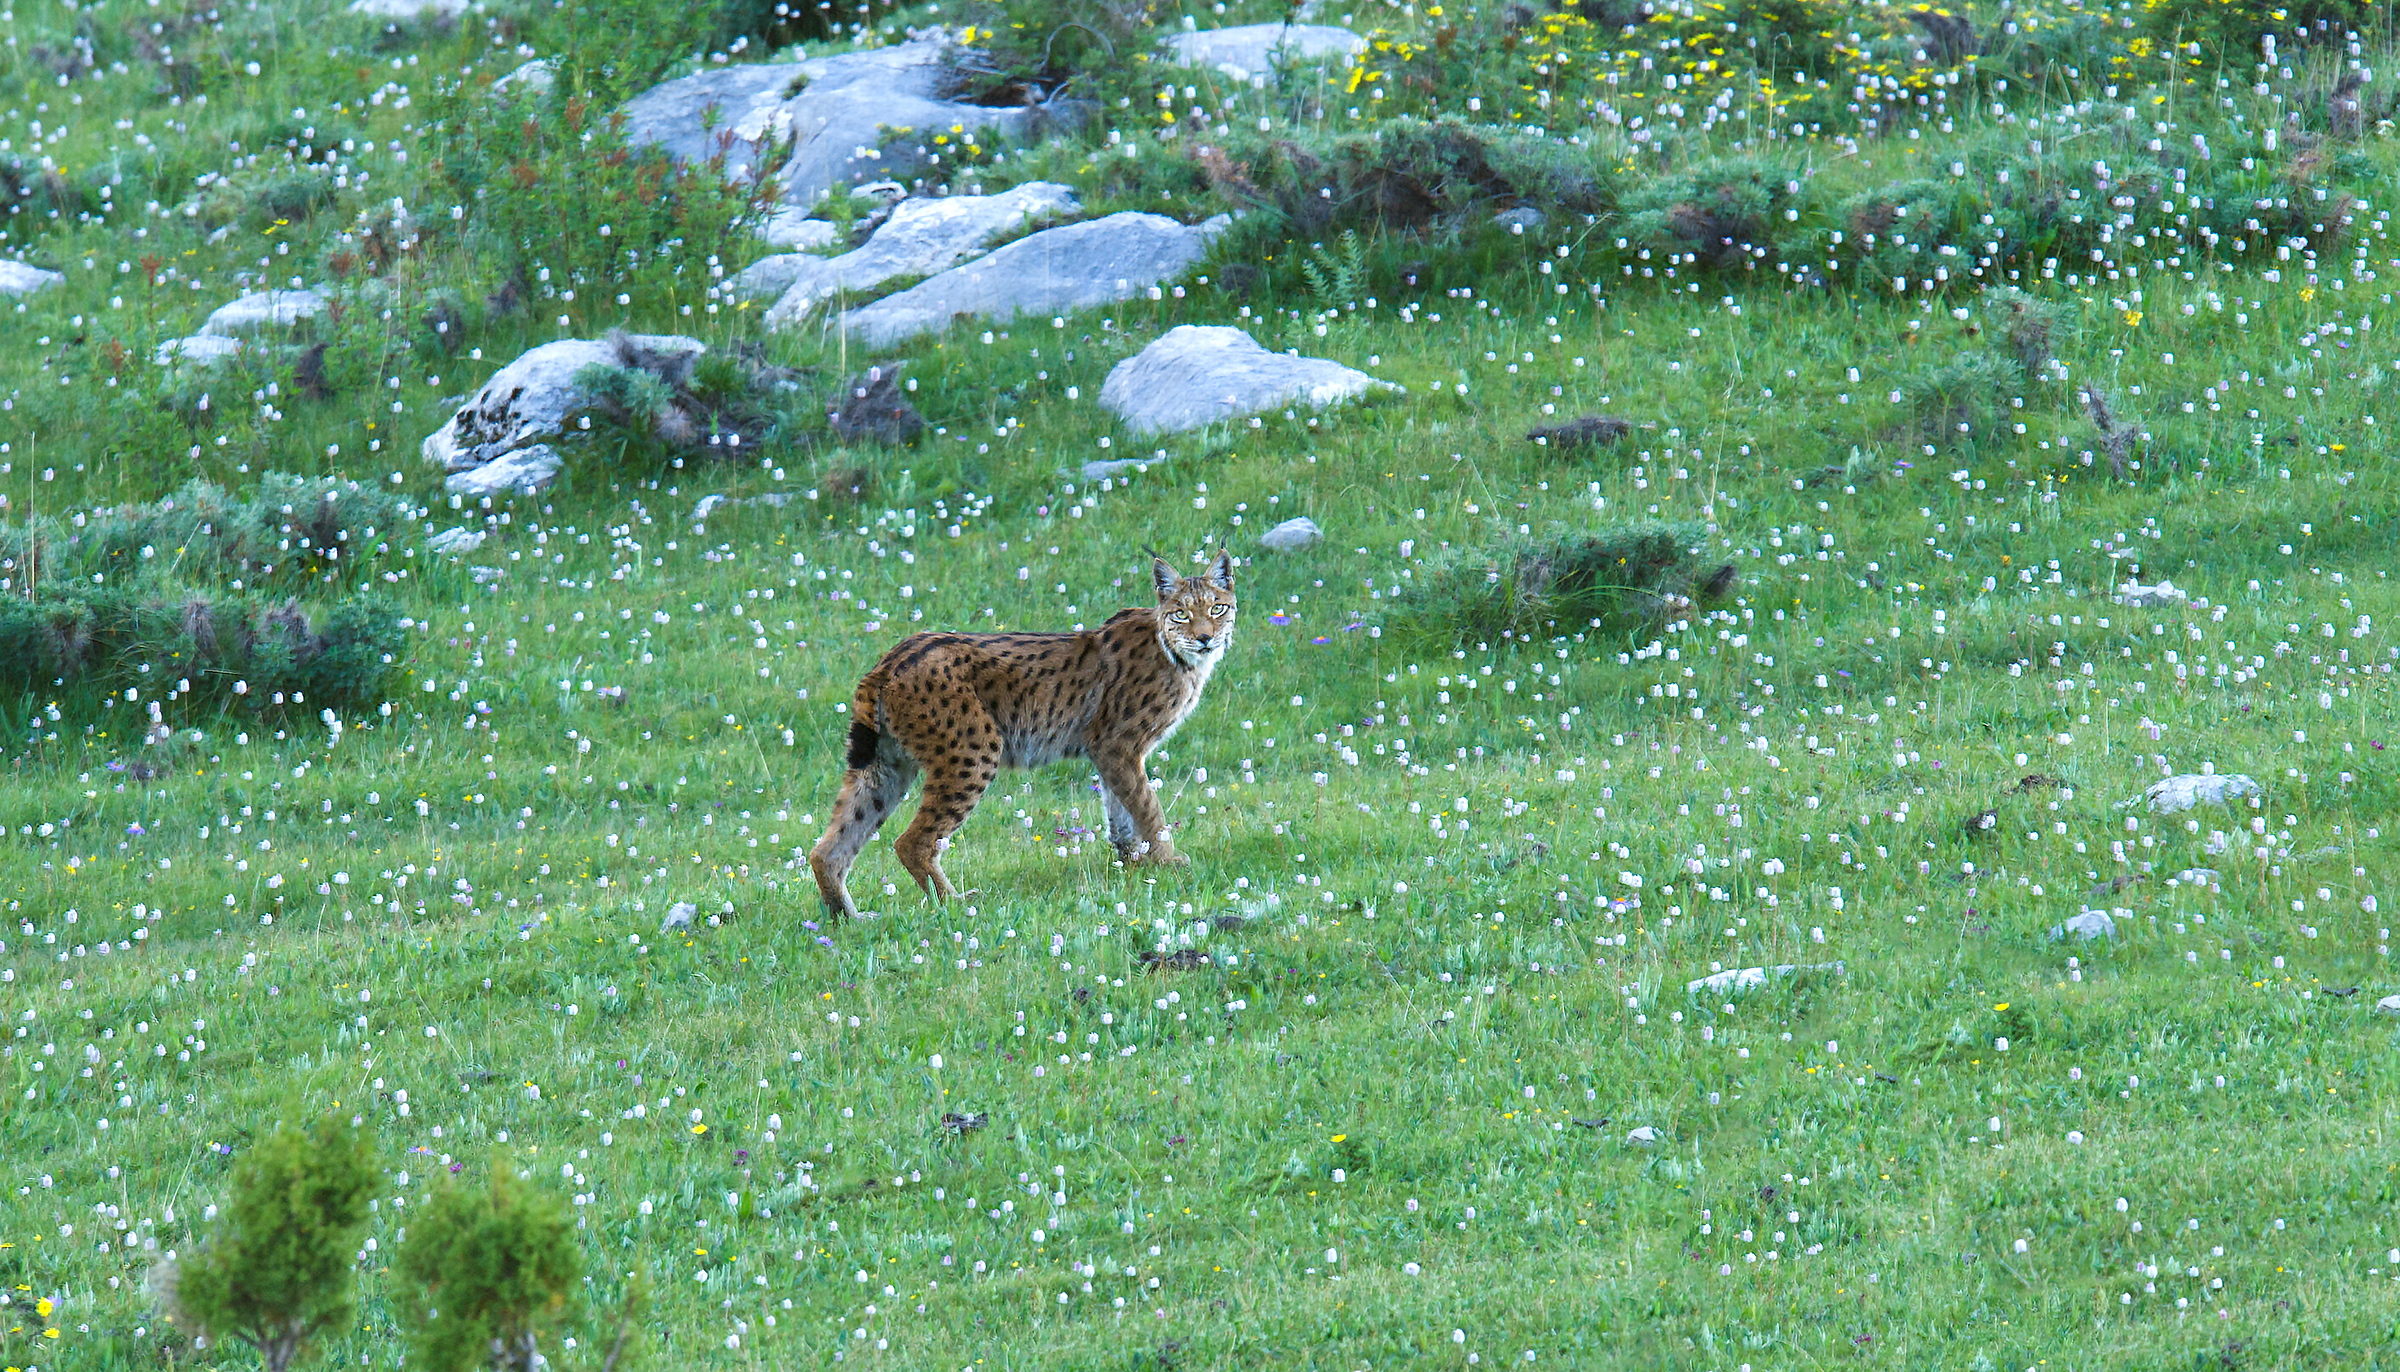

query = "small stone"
(2049, 910), (2118, 942)
(2376, 994), (2400, 1016)
(199, 288), (328, 337)
(492, 58), (556, 97)
(1682, 962), (1844, 997)
(1080, 458), (1151, 482)
(1098, 324), (1389, 434)
(691, 495), (732, 522)
(0, 261), (66, 298)
(661, 902), (697, 934)
(1493, 207), (1545, 232)
(1526, 413), (1632, 450)
(1623, 1125), (1661, 1146)
(2114, 578), (2189, 608)
(2131, 773), (2260, 815)
(427, 527), (487, 556)
(1259, 517), (1324, 553)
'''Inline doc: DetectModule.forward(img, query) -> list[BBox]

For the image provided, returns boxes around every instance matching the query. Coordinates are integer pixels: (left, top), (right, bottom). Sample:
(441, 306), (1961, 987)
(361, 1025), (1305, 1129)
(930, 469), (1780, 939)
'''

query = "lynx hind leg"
(889, 696), (1003, 902)
(809, 723), (918, 918)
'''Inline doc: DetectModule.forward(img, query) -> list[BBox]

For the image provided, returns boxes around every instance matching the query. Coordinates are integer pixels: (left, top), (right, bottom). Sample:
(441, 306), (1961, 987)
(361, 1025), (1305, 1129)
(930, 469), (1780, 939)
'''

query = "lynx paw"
(1130, 845), (1189, 869)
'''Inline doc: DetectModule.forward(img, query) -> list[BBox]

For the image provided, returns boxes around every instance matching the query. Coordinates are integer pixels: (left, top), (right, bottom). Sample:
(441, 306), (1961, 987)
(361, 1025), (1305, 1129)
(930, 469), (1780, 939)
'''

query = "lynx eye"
(1208, 604), (1229, 617)
(1170, 611), (1191, 623)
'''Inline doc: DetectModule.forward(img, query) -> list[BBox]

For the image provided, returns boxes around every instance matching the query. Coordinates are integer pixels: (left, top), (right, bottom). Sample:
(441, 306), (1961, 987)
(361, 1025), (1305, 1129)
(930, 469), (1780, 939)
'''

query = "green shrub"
(0, 474), (418, 593)
(153, 1115), (378, 1372)
(1388, 521), (1730, 648)
(0, 589), (406, 711)
(395, 1160), (582, 1372)
(1618, 156), (1802, 271)
(1895, 347), (2024, 442)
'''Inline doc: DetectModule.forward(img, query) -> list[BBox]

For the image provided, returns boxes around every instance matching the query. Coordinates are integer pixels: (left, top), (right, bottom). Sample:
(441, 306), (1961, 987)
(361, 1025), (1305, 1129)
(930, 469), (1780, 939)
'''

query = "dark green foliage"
(0, 474), (417, 592)
(0, 589), (405, 709)
(1619, 156), (1802, 270)
(1389, 521), (1725, 647)
(158, 1115), (378, 1372)
(570, 331), (804, 455)
(395, 1161), (582, 1372)
(1236, 118), (1616, 238)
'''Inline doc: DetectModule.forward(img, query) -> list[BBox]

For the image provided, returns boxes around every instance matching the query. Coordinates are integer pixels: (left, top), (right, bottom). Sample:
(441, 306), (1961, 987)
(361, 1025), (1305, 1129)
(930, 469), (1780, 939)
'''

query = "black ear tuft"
(1205, 549), (1235, 592)
(1151, 557), (1180, 600)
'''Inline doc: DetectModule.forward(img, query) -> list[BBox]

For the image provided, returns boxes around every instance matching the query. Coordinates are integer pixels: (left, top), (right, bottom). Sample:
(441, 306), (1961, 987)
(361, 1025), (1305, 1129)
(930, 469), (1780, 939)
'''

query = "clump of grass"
(1894, 347), (2025, 445)
(572, 330), (803, 454)
(1390, 521), (1731, 647)
(0, 474), (418, 593)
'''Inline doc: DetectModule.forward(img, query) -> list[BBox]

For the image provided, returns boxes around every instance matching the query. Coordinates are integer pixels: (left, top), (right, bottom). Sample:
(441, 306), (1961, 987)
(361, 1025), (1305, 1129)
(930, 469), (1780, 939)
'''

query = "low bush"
(1388, 520), (1732, 647)
(0, 474), (418, 593)
(0, 588), (407, 710)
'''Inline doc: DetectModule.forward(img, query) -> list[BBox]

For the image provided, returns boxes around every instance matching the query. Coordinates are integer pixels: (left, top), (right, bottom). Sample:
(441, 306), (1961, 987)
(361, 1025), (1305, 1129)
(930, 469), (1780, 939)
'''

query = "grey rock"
(619, 35), (1037, 209)
(1098, 324), (1388, 434)
(1165, 23), (1364, 81)
(199, 288), (328, 337)
(423, 334), (705, 478)
(493, 58), (556, 97)
(1623, 1125), (1661, 1146)
(153, 335), (244, 367)
(692, 494), (734, 522)
(427, 526), (487, 556)
(2115, 578), (2189, 608)
(0, 261), (65, 297)
(837, 212), (1228, 348)
(757, 207), (842, 251)
(349, 0), (466, 16)
(1494, 207), (1545, 232)
(2050, 909), (2118, 942)
(1258, 516), (1324, 553)
(661, 900), (697, 934)
(1683, 961), (1845, 997)
(2377, 994), (2400, 1016)
(2132, 772), (2260, 815)
(762, 181), (1079, 328)
(445, 443), (564, 498)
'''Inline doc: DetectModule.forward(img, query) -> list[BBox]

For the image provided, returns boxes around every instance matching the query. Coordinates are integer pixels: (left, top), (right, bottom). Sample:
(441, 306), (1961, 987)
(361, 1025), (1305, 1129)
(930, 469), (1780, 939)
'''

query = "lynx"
(810, 551), (1237, 918)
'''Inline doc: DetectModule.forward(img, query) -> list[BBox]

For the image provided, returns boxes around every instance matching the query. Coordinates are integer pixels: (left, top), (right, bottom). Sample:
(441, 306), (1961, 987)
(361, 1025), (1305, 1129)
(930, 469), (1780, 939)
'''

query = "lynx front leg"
(1094, 746), (1184, 866)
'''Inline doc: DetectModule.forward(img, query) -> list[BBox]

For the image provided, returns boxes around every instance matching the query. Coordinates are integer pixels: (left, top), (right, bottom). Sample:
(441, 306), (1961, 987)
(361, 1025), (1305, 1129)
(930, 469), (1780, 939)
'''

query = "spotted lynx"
(810, 551), (1238, 918)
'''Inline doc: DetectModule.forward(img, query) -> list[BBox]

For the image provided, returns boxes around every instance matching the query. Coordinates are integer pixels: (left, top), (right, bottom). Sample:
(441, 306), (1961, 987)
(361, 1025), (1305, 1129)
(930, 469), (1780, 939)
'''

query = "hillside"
(3, 0), (2398, 1366)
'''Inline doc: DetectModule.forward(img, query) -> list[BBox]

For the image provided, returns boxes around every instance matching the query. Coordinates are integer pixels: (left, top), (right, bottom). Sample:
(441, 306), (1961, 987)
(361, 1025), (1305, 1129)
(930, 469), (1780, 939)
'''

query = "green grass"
(6, 0), (2400, 1368)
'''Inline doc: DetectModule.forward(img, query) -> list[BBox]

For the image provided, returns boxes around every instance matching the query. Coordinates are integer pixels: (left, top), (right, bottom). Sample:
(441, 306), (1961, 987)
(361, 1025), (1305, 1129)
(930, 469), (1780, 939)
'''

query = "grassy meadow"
(3, 0), (2400, 1366)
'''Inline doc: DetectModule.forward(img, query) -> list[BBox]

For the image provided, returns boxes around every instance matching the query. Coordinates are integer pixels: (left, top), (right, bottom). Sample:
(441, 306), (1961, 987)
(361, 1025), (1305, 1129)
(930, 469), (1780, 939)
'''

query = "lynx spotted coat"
(810, 552), (1237, 917)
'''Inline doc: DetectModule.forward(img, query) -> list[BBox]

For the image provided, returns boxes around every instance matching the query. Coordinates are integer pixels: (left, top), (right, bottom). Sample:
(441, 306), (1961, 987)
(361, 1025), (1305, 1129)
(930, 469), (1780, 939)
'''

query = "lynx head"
(1150, 551), (1237, 667)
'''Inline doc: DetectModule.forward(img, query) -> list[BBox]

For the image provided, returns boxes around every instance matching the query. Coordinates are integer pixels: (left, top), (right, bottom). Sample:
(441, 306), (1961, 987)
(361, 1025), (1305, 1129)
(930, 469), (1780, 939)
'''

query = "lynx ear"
(1151, 557), (1180, 601)
(1204, 549), (1235, 592)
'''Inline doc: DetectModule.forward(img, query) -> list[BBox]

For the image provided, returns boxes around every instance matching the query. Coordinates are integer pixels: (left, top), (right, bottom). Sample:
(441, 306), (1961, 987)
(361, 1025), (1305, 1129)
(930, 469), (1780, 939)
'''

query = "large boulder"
(619, 35), (1037, 208)
(1165, 23), (1364, 82)
(760, 181), (1079, 328)
(0, 261), (65, 298)
(836, 212), (1226, 348)
(1098, 324), (1386, 433)
(199, 288), (328, 337)
(421, 335), (704, 492)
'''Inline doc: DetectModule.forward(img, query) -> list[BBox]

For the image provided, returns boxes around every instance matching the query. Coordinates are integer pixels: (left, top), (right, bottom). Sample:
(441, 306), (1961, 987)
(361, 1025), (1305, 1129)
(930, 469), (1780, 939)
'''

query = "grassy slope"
(4, 3), (2400, 1370)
